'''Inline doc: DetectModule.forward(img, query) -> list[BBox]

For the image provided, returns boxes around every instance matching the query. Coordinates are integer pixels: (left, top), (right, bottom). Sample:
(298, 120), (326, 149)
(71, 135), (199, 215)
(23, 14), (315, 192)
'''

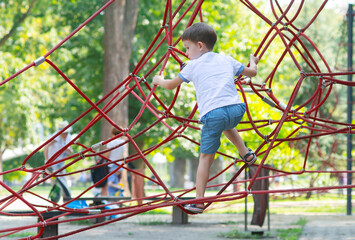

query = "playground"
(1, 197), (355, 239)
(1, 185), (354, 239)
(0, 0), (355, 239)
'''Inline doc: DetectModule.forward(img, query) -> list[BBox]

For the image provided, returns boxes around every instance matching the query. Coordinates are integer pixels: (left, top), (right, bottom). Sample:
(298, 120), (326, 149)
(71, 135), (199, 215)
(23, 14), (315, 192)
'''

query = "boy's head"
(181, 22), (217, 51)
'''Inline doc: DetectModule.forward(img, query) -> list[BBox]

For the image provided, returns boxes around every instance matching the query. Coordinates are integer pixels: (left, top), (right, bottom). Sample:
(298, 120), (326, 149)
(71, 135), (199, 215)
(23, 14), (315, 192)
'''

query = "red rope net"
(1, 0), (355, 239)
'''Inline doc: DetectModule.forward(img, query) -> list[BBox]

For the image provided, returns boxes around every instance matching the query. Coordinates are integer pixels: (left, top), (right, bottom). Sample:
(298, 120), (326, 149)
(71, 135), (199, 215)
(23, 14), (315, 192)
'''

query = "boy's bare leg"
(223, 128), (252, 160)
(195, 152), (215, 207)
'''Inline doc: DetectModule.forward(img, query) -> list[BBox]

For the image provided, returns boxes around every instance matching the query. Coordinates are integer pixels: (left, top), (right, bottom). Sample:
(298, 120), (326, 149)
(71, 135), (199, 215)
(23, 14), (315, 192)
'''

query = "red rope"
(1, 0), (355, 238)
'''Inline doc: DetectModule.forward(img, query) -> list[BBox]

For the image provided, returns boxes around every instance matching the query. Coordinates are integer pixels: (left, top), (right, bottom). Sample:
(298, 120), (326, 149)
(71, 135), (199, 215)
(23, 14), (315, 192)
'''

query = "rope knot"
(283, 23), (288, 30)
(79, 151), (85, 159)
(123, 128), (129, 136)
(300, 70), (308, 78)
(161, 23), (169, 29)
(163, 110), (169, 118)
(91, 141), (103, 152)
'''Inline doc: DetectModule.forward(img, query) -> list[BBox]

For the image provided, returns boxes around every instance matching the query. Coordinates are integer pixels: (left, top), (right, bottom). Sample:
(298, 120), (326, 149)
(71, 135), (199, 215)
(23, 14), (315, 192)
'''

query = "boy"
(107, 170), (124, 197)
(152, 22), (259, 214)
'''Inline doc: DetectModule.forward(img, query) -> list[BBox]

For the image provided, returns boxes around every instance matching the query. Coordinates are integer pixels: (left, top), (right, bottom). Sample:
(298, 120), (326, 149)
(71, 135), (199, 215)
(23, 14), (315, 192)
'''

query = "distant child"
(153, 22), (259, 214)
(107, 170), (124, 197)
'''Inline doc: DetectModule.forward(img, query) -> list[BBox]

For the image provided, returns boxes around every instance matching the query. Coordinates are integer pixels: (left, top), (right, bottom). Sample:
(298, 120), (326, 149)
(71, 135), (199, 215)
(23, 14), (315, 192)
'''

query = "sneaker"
(183, 204), (204, 214)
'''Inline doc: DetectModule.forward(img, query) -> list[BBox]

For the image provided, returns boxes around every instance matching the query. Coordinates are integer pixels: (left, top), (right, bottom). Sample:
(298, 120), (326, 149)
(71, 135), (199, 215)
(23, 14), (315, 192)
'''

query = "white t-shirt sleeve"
(226, 56), (245, 76)
(178, 61), (193, 83)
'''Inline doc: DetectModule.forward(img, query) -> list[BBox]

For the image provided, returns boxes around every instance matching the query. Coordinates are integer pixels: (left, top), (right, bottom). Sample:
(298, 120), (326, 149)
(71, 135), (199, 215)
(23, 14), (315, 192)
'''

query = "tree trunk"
(209, 156), (224, 190)
(0, 149), (3, 183)
(101, 0), (139, 140)
(188, 158), (198, 183)
(170, 157), (186, 188)
(306, 176), (316, 199)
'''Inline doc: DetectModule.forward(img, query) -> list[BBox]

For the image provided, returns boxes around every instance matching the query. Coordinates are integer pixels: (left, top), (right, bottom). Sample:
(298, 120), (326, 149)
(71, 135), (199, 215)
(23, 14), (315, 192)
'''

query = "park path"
(299, 215), (355, 240)
(1, 213), (355, 239)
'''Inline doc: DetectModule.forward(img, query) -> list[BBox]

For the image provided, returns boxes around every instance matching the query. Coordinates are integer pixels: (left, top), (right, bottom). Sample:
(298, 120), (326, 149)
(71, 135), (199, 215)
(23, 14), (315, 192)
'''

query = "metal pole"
(267, 191), (270, 231)
(347, 4), (353, 216)
(244, 167), (248, 231)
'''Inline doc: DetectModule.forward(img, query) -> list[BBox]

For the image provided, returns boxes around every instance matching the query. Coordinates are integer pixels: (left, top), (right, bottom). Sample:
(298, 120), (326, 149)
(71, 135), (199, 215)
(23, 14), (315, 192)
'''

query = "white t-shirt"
(47, 133), (72, 172)
(178, 52), (245, 118)
(107, 138), (126, 171)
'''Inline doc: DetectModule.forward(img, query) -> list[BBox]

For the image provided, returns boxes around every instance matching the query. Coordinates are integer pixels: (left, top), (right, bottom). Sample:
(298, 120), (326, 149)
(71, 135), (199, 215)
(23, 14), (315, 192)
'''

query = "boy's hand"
(152, 72), (164, 85)
(250, 54), (259, 65)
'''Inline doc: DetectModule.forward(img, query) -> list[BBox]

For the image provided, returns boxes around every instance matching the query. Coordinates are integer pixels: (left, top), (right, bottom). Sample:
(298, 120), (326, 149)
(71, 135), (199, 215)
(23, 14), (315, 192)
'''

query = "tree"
(0, 0), (38, 47)
(101, 0), (139, 140)
(0, 0), (46, 182)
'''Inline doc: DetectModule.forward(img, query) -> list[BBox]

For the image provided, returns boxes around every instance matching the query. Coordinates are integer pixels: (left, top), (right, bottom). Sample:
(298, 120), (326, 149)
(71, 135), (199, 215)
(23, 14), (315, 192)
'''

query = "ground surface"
(1, 212), (355, 239)
(1, 193), (354, 239)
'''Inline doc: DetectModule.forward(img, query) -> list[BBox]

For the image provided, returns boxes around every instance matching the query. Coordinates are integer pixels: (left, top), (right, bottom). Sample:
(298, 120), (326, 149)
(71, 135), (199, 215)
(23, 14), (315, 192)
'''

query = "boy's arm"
(153, 73), (183, 90)
(108, 181), (121, 189)
(241, 54), (259, 78)
(44, 141), (54, 162)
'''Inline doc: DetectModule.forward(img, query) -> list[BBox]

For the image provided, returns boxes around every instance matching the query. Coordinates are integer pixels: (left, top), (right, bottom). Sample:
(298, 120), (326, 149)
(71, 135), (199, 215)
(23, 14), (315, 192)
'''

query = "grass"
(69, 219), (93, 225)
(205, 192), (351, 215)
(140, 208), (171, 215)
(218, 229), (266, 239)
(222, 220), (244, 225)
(7, 232), (37, 238)
(2, 185), (351, 216)
(218, 217), (308, 239)
(137, 219), (169, 225)
(274, 217), (307, 240)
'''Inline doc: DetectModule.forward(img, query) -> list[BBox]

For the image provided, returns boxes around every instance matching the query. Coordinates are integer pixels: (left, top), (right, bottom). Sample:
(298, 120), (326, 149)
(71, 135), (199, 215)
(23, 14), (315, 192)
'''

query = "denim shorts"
(200, 103), (246, 154)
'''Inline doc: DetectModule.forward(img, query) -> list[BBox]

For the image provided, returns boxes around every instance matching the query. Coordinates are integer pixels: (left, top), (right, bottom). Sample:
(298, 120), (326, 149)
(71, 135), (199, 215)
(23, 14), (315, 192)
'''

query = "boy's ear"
(197, 41), (206, 51)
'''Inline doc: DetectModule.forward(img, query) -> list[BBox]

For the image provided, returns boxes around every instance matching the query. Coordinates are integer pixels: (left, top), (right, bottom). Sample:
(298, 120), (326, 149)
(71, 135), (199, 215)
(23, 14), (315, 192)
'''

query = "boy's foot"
(183, 204), (204, 214)
(239, 148), (257, 165)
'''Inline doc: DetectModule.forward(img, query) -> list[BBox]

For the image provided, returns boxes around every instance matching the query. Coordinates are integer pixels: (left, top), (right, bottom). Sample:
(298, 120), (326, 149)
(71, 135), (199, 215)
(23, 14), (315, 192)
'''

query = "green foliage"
(2, 154), (27, 182)
(0, 0), (349, 185)
(2, 152), (43, 182)
(26, 151), (45, 168)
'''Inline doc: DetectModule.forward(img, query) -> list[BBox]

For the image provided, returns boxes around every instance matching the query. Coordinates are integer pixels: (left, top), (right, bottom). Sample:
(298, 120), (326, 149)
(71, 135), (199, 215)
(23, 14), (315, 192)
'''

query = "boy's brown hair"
(181, 22), (217, 50)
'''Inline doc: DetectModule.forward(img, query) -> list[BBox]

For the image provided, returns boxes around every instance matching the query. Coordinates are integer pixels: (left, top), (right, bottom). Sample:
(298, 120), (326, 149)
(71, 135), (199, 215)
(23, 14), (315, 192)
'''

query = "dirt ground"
(1, 195), (355, 239)
(1, 212), (355, 240)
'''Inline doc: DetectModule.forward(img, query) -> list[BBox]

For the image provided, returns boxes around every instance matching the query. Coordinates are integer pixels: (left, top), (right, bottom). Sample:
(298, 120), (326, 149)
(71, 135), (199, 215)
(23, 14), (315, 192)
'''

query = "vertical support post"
(267, 193), (270, 231)
(347, 3), (353, 216)
(38, 213), (58, 240)
(244, 167), (248, 231)
(172, 206), (188, 224)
